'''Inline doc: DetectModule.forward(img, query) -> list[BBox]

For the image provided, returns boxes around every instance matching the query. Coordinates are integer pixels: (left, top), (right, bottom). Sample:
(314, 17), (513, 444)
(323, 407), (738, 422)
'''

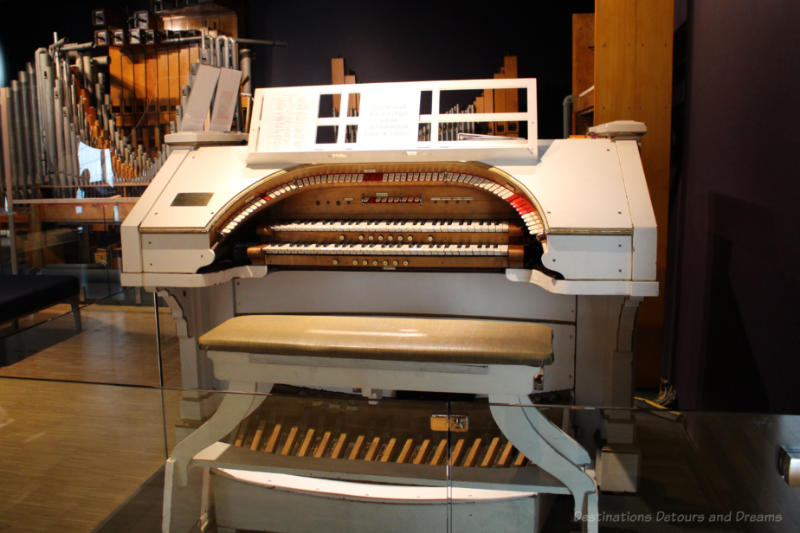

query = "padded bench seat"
(198, 314), (553, 367)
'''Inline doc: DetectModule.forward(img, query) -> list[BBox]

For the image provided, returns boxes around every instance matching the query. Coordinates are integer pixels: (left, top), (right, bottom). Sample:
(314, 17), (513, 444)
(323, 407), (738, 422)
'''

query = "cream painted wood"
(489, 393), (597, 530)
(121, 140), (655, 292)
(211, 472), (541, 533)
(168, 381), (267, 488)
(543, 234), (632, 280)
(138, 146), (269, 232)
(235, 271), (577, 322)
(141, 233), (216, 273)
(210, 352), (540, 397)
(499, 139), (633, 232)
(121, 149), (190, 274)
(121, 264), (267, 289)
(615, 139), (658, 282)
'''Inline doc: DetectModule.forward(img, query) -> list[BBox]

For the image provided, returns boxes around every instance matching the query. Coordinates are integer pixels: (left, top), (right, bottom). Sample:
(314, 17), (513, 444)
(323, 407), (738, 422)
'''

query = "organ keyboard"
(208, 163), (544, 274)
(120, 79), (657, 533)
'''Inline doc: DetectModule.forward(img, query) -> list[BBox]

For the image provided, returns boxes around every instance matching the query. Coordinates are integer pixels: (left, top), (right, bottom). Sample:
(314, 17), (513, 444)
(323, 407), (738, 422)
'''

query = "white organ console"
(120, 79), (657, 532)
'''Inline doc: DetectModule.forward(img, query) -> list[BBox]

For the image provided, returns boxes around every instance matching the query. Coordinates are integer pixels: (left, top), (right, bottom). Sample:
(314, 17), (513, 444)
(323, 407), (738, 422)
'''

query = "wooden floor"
(0, 302), (182, 532)
(0, 304), (182, 387)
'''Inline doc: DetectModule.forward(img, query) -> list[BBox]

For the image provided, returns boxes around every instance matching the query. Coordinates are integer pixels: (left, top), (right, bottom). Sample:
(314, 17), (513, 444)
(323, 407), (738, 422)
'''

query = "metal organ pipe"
(10, 80), (27, 197)
(18, 71), (36, 192)
(53, 84), (66, 188)
(27, 63), (43, 185)
(0, 33), (258, 200)
(240, 49), (252, 95)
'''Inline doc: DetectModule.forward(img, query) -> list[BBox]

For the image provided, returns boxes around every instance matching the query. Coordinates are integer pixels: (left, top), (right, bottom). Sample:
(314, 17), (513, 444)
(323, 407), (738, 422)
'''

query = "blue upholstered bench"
(0, 274), (81, 333)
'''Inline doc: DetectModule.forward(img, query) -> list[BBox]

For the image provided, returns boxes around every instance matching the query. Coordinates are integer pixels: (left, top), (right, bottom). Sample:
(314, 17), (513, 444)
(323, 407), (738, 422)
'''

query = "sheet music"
(256, 91), (319, 152)
(180, 64), (220, 132)
(209, 68), (243, 132)
(357, 88), (420, 147)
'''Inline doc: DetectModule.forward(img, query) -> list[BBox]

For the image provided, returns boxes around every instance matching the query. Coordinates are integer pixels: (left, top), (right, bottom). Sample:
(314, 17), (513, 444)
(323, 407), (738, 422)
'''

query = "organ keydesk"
(120, 79), (657, 533)
(221, 162), (539, 271)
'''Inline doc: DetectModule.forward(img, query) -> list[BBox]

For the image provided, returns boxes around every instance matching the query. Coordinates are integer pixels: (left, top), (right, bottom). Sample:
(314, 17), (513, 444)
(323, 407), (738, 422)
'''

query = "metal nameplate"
(171, 192), (213, 206)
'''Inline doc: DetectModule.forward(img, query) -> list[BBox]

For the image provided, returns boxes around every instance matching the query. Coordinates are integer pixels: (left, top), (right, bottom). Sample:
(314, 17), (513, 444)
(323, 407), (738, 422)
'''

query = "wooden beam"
(108, 46), (122, 113)
(168, 46), (180, 122)
(145, 45), (158, 126)
(121, 49), (134, 115)
(331, 57), (345, 113)
(595, 0), (673, 387)
(133, 47), (146, 115)
(503, 56), (519, 136)
(572, 13), (594, 107)
(344, 73), (358, 113)
(179, 46), (191, 93)
(493, 73), (507, 135)
(157, 48), (170, 123)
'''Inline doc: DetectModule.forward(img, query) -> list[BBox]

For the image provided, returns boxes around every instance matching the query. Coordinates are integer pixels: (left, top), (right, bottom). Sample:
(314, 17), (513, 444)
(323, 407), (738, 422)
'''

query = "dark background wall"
(1, 1), (799, 412)
(0, 0), (592, 139)
(667, 0), (800, 412)
(0, 0), (146, 85)
(242, 1), (592, 138)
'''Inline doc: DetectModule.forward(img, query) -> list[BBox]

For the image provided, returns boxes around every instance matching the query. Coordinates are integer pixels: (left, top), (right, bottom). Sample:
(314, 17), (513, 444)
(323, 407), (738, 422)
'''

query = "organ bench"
(163, 314), (598, 533)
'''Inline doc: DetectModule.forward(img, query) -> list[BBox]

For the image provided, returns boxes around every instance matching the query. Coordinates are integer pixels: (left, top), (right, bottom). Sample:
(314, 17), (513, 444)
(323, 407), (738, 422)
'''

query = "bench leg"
(488, 393), (597, 530)
(69, 295), (81, 333)
(583, 491), (599, 533)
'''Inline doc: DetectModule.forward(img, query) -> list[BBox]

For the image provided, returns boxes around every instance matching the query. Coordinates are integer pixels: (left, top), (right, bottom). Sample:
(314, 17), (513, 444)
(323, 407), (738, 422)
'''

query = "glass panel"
(0, 291), (169, 387)
(445, 398), (552, 531)
(158, 389), (450, 533)
(462, 397), (800, 532)
(0, 378), (169, 531)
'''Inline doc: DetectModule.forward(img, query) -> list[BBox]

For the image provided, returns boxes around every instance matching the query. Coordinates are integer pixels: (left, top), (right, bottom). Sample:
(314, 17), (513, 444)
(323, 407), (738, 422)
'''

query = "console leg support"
(163, 381), (268, 533)
(489, 394), (597, 532)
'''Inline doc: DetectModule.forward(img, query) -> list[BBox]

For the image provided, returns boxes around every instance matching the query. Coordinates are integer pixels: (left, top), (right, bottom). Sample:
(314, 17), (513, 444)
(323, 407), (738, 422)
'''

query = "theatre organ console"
(120, 79), (657, 532)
